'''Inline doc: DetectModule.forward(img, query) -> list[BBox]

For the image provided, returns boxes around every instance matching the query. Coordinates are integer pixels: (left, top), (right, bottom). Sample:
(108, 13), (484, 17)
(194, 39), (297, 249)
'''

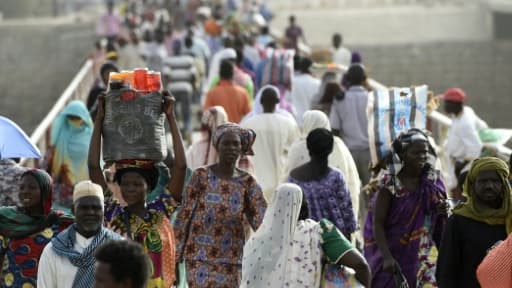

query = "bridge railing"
(21, 59), (95, 167)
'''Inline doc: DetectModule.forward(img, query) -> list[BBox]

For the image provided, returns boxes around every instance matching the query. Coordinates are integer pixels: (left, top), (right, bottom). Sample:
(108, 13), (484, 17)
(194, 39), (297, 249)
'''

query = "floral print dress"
(174, 166), (267, 288)
(104, 188), (178, 288)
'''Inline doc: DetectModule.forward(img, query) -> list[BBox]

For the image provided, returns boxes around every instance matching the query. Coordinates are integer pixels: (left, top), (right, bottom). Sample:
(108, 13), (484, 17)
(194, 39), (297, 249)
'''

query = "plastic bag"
(368, 85), (428, 168)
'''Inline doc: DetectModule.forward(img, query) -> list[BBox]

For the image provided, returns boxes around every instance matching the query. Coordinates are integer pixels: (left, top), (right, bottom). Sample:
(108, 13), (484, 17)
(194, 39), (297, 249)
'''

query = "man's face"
(332, 36), (341, 48)
(473, 170), (504, 208)
(443, 100), (460, 115)
(95, 262), (131, 288)
(73, 196), (104, 238)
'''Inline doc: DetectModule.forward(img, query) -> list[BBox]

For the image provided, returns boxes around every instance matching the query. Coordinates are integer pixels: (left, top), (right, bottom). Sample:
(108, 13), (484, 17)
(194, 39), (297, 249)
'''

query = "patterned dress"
(364, 173), (447, 288)
(289, 168), (357, 236)
(0, 226), (60, 288)
(104, 188), (178, 288)
(174, 166), (267, 288)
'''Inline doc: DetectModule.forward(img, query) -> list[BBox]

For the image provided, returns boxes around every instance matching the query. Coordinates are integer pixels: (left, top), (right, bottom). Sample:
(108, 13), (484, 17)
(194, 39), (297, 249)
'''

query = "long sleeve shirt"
(444, 106), (487, 162)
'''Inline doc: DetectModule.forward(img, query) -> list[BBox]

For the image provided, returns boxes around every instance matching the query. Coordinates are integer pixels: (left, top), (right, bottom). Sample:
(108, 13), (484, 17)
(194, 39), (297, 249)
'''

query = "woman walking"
(241, 183), (371, 288)
(364, 129), (448, 287)
(289, 128), (357, 239)
(46, 100), (93, 209)
(88, 92), (187, 287)
(174, 123), (267, 287)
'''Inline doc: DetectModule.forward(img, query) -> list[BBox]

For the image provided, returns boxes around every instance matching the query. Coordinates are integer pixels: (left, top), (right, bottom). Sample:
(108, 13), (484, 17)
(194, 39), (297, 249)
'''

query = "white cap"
(197, 6), (211, 18)
(73, 180), (104, 203)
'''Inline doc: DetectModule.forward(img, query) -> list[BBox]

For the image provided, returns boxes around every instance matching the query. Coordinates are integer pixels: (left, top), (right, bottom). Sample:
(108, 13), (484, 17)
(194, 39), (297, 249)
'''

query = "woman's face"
(67, 114), (84, 128)
(19, 174), (42, 210)
(401, 141), (428, 171)
(217, 132), (242, 164)
(119, 172), (148, 206)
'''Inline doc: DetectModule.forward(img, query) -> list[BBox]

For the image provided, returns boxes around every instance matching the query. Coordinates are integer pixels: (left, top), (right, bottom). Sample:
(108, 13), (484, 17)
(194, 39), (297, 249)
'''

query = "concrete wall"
(0, 0), (54, 19)
(353, 40), (512, 127)
(0, 20), (96, 133)
(271, 3), (511, 127)
(270, 5), (492, 46)
(0, 0), (97, 19)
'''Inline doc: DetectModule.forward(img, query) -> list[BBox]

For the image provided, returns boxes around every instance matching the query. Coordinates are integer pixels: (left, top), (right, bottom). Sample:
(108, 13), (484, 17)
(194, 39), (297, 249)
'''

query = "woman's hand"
(436, 199), (450, 215)
(382, 256), (399, 274)
(162, 90), (176, 118)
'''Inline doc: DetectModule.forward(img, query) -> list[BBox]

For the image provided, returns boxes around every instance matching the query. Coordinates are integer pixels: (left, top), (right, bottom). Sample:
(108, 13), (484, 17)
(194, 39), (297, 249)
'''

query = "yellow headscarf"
(453, 157), (512, 234)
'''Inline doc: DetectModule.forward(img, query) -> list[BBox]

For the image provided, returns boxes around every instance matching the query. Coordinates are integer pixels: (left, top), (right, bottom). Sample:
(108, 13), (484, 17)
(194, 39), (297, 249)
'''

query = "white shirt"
(444, 106), (487, 161)
(37, 233), (94, 288)
(443, 106), (488, 189)
(241, 113), (300, 202)
(289, 74), (321, 126)
(331, 46), (351, 67)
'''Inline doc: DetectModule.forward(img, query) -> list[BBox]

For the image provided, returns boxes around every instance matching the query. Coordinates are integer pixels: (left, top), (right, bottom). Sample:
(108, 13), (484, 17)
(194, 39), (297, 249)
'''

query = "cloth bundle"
(367, 85), (428, 168)
(256, 48), (295, 91)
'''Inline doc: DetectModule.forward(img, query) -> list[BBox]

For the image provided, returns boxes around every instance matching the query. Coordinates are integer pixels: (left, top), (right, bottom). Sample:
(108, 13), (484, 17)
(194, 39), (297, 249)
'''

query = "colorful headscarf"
(114, 159), (159, 191)
(112, 160), (171, 203)
(388, 128), (437, 176)
(201, 106), (228, 165)
(383, 128), (438, 195)
(0, 169), (73, 239)
(212, 123), (256, 156)
(25, 169), (53, 215)
(51, 101), (93, 186)
(453, 157), (512, 234)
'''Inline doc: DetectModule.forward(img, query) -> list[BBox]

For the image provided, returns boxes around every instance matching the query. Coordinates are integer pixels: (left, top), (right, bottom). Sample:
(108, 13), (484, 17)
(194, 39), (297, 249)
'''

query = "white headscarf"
(241, 183), (323, 288)
(302, 110), (331, 137)
(241, 85), (296, 123)
(205, 48), (237, 90)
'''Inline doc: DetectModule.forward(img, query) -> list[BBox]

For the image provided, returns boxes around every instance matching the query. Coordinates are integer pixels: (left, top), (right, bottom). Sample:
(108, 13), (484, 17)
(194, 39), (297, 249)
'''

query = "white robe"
(241, 184), (323, 288)
(241, 113), (300, 202)
(289, 73), (320, 126)
(37, 233), (94, 288)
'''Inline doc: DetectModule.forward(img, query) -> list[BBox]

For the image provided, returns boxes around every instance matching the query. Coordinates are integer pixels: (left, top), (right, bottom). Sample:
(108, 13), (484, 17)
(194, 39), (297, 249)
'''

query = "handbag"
(393, 265), (410, 288)
(320, 263), (364, 288)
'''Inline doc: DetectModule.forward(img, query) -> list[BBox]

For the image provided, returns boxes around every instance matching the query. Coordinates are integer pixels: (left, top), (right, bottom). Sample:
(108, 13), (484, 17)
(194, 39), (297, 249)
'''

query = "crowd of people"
(1, 0), (512, 288)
